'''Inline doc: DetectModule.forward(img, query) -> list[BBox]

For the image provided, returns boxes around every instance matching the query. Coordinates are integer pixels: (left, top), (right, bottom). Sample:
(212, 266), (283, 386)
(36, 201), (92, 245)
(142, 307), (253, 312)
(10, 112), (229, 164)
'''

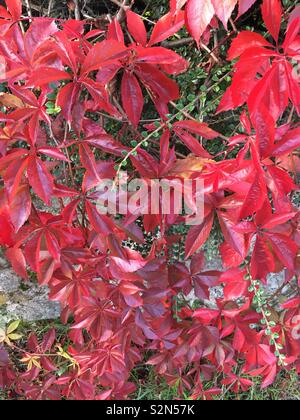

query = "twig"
(162, 38), (194, 48)
(47, 0), (54, 17)
(287, 106), (295, 124)
(109, 0), (126, 8)
(73, 0), (81, 20)
(162, 38), (219, 64)
(24, 0), (32, 18)
(22, 1), (47, 15)
(229, 18), (238, 33)
(199, 42), (220, 64)
(109, 0), (128, 20)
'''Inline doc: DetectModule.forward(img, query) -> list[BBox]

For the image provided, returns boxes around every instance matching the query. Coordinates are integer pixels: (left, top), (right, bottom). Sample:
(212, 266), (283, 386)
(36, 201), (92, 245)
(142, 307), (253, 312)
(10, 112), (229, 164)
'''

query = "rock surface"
(0, 259), (60, 327)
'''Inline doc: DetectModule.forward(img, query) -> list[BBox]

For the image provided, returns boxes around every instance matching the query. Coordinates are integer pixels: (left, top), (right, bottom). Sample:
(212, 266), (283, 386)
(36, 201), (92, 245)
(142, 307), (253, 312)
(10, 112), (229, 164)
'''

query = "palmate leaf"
(218, 0), (300, 119)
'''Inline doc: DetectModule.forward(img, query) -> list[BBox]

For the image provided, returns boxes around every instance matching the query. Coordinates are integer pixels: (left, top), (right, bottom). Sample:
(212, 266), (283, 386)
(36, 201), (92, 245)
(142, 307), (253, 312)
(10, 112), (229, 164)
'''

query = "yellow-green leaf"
(7, 333), (23, 341)
(0, 328), (5, 343)
(7, 320), (21, 335)
(32, 358), (42, 369)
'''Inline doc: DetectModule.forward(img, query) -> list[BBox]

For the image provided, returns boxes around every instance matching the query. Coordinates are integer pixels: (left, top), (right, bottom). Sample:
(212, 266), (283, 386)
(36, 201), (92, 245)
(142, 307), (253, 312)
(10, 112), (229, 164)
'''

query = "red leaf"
(110, 255), (147, 273)
(41, 329), (56, 352)
(6, 0), (22, 20)
(248, 63), (289, 122)
(9, 184), (31, 231)
(85, 135), (128, 157)
(261, 363), (277, 389)
(121, 72), (144, 128)
(174, 129), (212, 158)
(38, 148), (69, 162)
(6, 247), (28, 279)
(0, 346), (10, 370)
(212, 0), (238, 30)
(190, 251), (206, 274)
(219, 268), (248, 300)
(185, 212), (214, 259)
(281, 297), (300, 309)
(135, 63), (180, 109)
(283, 61), (300, 116)
(262, 212), (296, 229)
(239, 175), (266, 220)
(24, 19), (58, 59)
(265, 232), (298, 270)
(86, 201), (116, 235)
(272, 127), (300, 156)
(27, 157), (54, 205)
(224, 278), (248, 301)
(232, 327), (245, 352)
(54, 31), (78, 73)
(27, 68), (71, 87)
(56, 82), (79, 122)
(81, 40), (128, 75)
(250, 235), (275, 280)
(41, 357), (57, 372)
(218, 211), (247, 258)
(261, 0), (282, 43)
(136, 47), (186, 66)
(173, 120), (219, 139)
(220, 242), (244, 268)
(107, 18), (124, 44)
(193, 308), (219, 322)
(0, 209), (14, 247)
(38, 258), (56, 286)
(148, 11), (185, 46)
(227, 31), (273, 60)
(252, 106), (275, 158)
(288, 6), (300, 26)
(185, 0), (215, 47)
(79, 144), (98, 179)
(237, 0), (257, 17)
(126, 10), (147, 46)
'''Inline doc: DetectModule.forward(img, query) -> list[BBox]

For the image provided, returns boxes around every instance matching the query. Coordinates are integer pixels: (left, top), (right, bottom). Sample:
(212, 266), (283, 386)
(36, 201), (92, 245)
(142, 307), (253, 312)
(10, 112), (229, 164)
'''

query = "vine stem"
(73, 0), (81, 20)
(169, 100), (229, 142)
(109, 0), (126, 8)
(114, 70), (232, 182)
(246, 269), (287, 367)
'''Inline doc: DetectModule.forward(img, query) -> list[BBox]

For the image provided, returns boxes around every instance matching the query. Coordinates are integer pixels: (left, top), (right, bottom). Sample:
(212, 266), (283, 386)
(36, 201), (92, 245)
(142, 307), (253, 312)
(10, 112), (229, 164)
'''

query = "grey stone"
(266, 271), (285, 294)
(5, 289), (61, 322)
(0, 268), (60, 325)
(0, 269), (21, 293)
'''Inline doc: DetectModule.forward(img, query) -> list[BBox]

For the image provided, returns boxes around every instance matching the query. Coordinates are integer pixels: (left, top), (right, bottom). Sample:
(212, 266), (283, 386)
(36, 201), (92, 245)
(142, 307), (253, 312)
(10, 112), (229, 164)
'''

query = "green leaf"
(7, 320), (21, 334)
(8, 333), (23, 341)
